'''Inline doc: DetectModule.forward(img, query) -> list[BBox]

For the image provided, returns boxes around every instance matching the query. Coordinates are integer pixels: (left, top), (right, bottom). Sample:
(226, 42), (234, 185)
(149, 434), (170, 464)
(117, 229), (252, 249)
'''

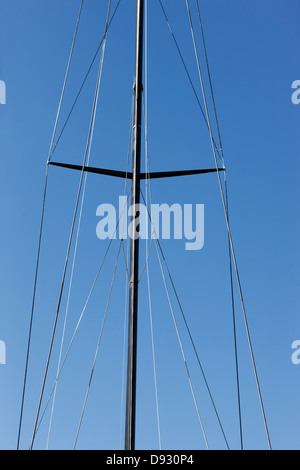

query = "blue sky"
(0, 0), (299, 450)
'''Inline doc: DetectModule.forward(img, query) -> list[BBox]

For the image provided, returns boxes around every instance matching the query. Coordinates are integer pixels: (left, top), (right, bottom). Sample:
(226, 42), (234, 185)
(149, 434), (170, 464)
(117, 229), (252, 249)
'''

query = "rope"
(29, 1), (112, 448)
(185, 0), (271, 449)
(16, 0), (84, 450)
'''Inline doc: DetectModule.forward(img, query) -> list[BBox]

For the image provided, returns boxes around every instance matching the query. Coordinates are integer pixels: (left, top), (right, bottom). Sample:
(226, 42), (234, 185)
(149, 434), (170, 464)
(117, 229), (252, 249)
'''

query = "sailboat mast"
(125, 0), (144, 451)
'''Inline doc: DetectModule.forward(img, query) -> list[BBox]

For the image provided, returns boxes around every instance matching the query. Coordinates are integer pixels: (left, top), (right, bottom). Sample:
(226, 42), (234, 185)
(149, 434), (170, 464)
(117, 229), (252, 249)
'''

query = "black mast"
(124, 0), (144, 451)
(46, 0), (225, 449)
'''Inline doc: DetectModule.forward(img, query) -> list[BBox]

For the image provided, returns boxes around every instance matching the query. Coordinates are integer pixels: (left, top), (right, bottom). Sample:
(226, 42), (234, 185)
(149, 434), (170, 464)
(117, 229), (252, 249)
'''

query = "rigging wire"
(119, 90), (136, 449)
(34, 192), (131, 438)
(185, 0), (272, 449)
(141, 153), (210, 448)
(138, 100), (153, 283)
(45, 0), (110, 447)
(141, 189), (230, 450)
(49, 0), (123, 161)
(140, 50), (229, 444)
(156, 234), (230, 450)
(20, 0), (270, 451)
(143, 7), (162, 445)
(120, 90), (135, 284)
(140, 111), (210, 449)
(145, 244), (162, 450)
(154, 234), (209, 450)
(144, 205), (163, 434)
(119, 235), (130, 449)
(29, 1), (112, 449)
(138, 237), (153, 283)
(37, 75), (134, 446)
(73, 79), (133, 442)
(74, 239), (123, 449)
(157, 0), (222, 162)
(121, 240), (130, 282)
(48, 0), (85, 162)
(194, 0), (243, 449)
(16, 0), (84, 450)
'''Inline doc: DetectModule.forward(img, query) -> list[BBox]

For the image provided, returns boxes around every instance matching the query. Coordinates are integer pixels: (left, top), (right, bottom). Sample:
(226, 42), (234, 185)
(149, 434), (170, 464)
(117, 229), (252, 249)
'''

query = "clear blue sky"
(0, 0), (299, 450)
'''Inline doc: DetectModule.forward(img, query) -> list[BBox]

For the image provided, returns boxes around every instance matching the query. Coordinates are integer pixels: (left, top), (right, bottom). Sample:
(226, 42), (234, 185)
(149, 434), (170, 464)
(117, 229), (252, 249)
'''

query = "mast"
(125, 0), (144, 451)
(42, 0), (226, 450)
